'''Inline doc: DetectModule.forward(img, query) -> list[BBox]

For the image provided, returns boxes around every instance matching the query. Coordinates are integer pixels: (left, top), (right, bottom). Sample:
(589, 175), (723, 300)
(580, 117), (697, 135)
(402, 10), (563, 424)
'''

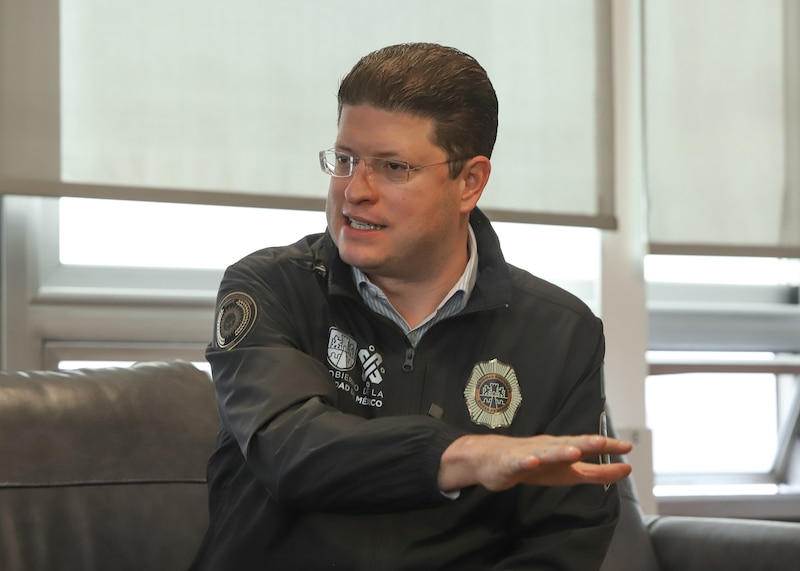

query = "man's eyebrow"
(334, 144), (405, 160)
(333, 143), (353, 152)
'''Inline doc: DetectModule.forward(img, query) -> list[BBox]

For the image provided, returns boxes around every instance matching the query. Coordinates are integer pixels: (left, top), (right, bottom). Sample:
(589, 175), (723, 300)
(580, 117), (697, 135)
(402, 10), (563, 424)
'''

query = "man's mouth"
(349, 218), (385, 231)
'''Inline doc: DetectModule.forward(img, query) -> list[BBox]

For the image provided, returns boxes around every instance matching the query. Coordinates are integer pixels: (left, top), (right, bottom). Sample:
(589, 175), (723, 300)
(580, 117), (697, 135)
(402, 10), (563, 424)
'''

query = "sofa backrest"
(0, 360), (219, 571)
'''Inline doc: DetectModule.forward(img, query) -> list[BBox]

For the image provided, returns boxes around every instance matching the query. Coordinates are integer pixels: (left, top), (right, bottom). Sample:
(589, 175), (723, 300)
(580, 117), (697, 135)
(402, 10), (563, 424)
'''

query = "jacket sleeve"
(493, 320), (619, 570)
(207, 259), (464, 513)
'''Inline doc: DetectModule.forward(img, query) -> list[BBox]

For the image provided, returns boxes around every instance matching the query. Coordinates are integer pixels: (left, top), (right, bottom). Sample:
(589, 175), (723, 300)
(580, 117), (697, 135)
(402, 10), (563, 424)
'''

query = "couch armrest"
(648, 515), (800, 571)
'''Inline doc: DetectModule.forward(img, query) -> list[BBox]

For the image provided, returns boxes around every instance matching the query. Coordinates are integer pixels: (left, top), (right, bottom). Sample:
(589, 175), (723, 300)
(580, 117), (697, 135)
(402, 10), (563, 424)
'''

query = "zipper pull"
(402, 347), (414, 372)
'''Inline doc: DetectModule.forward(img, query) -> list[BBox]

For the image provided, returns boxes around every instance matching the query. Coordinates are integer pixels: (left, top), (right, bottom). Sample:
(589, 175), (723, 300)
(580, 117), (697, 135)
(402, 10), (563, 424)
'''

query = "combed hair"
(337, 43), (499, 178)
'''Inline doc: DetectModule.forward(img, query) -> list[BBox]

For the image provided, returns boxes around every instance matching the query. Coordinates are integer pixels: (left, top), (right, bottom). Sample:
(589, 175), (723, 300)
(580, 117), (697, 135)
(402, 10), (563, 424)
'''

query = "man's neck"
(368, 276), (461, 330)
(360, 227), (477, 330)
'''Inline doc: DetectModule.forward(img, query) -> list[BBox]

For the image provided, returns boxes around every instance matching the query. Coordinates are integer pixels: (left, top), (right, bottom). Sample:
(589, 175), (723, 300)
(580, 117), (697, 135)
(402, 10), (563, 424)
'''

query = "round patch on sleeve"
(215, 291), (258, 349)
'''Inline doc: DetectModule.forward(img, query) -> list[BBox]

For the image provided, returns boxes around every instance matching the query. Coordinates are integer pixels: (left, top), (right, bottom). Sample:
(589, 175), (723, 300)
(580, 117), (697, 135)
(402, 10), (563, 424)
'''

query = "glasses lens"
(319, 150), (411, 183)
(374, 159), (410, 184)
(332, 151), (354, 177)
(320, 150), (353, 177)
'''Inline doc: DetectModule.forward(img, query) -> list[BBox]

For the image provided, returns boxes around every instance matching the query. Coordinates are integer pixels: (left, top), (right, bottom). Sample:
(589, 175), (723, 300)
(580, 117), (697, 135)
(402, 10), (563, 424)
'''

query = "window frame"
(644, 271), (800, 518)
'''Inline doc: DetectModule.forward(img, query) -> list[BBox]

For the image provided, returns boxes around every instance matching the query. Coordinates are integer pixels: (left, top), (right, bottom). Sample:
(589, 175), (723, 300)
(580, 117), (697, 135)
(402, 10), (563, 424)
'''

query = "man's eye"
(381, 160), (406, 171)
(335, 154), (352, 165)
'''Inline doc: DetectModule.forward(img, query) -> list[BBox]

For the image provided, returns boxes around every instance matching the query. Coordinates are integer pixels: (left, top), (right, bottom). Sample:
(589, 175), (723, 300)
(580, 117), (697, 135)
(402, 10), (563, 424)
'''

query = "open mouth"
(349, 218), (385, 231)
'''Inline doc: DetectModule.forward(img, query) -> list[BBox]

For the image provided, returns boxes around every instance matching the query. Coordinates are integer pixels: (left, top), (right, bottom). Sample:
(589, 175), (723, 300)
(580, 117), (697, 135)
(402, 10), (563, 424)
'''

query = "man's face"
(325, 104), (471, 283)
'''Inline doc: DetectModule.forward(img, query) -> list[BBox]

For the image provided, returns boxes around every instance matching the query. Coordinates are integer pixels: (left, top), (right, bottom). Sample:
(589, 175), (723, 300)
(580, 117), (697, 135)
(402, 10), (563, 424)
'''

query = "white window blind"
(644, 0), (800, 256)
(0, 0), (615, 228)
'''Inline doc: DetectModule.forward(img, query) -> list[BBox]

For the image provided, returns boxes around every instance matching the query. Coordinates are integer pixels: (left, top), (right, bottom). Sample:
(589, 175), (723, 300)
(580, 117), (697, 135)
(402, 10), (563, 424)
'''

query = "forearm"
(213, 346), (464, 511)
(255, 404), (462, 511)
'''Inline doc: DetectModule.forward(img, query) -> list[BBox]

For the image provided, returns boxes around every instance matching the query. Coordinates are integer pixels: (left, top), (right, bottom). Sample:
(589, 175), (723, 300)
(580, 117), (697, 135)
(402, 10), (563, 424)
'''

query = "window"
(58, 197), (601, 304)
(645, 255), (800, 286)
(0, 196), (601, 371)
(59, 197), (327, 269)
(645, 255), (800, 501)
(648, 368), (779, 475)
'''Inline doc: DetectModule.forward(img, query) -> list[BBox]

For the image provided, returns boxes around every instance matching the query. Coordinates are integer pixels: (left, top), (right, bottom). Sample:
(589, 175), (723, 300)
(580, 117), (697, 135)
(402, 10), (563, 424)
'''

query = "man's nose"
(354, 159), (374, 179)
(344, 160), (378, 203)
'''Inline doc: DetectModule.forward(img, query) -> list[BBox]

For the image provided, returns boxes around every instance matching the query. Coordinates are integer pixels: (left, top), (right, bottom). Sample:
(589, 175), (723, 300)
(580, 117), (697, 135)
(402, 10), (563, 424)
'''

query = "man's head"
(337, 43), (498, 178)
(325, 44), (495, 290)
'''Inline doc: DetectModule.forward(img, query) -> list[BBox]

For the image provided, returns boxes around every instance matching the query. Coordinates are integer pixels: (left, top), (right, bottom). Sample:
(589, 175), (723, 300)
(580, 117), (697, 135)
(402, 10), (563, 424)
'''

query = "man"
(190, 42), (632, 570)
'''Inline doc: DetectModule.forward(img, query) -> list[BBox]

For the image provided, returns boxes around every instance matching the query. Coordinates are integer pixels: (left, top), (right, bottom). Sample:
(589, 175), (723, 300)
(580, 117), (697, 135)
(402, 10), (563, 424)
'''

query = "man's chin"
(337, 245), (371, 268)
(341, 254), (378, 273)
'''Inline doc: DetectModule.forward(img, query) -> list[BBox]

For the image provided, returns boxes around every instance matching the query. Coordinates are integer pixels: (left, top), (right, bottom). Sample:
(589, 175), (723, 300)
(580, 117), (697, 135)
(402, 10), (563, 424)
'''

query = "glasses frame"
(319, 148), (460, 185)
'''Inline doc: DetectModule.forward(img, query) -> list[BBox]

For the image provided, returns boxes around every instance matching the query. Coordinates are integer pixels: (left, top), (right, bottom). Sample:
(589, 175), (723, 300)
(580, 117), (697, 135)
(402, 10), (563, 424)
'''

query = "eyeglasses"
(319, 149), (457, 185)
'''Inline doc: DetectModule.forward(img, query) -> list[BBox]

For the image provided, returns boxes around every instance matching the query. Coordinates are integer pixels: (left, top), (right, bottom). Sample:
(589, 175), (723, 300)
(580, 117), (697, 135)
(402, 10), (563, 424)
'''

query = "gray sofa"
(1, 360), (799, 571)
(0, 361), (216, 571)
(600, 457), (800, 571)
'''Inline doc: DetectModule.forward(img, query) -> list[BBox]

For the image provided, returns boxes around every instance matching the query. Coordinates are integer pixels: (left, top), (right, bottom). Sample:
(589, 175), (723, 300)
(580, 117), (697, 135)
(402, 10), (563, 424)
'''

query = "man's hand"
(438, 433), (633, 493)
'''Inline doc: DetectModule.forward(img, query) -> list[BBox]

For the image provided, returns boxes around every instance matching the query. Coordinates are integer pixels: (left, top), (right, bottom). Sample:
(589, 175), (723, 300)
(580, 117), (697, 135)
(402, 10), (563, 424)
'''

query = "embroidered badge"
(215, 292), (257, 350)
(464, 359), (522, 429)
(327, 327), (358, 371)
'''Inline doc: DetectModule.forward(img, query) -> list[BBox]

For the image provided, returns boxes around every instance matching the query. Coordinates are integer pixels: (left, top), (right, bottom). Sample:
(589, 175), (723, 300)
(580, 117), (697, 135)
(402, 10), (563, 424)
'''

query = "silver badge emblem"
(327, 327), (357, 371)
(215, 291), (257, 350)
(464, 359), (522, 429)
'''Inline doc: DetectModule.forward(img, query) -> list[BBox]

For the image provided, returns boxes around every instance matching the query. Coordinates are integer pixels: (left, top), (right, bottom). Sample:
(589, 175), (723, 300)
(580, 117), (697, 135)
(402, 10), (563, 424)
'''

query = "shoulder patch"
(215, 291), (258, 350)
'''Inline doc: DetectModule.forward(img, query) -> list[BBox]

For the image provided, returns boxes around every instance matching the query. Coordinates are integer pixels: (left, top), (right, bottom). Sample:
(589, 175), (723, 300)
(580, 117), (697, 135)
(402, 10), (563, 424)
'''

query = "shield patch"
(464, 358), (522, 429)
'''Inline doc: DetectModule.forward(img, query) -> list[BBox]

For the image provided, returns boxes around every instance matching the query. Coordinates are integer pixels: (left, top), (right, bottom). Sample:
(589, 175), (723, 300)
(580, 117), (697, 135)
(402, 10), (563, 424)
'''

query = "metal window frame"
(646, 276), (800, 516)
(1, 195), (217, 371)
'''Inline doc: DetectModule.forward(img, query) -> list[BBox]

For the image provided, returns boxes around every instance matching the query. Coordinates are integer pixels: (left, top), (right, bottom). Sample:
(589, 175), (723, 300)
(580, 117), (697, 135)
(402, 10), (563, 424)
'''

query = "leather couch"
(0, 361), (216, 571)
(599, 453), (800, 571)
(1, 360), (799, 571)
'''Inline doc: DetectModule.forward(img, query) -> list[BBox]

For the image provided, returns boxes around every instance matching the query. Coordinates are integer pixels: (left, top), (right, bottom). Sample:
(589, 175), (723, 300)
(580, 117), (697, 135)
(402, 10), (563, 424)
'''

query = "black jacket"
(191, 209), (619, 570)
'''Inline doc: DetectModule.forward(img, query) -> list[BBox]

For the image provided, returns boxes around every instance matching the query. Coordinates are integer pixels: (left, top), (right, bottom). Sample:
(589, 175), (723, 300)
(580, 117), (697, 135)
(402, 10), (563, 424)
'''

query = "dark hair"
(337, 43), (499, 178)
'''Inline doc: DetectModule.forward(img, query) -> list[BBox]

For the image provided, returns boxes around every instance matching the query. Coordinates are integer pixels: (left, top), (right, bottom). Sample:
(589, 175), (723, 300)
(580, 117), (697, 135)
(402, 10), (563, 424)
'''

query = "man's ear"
(460, 156), (491, 212)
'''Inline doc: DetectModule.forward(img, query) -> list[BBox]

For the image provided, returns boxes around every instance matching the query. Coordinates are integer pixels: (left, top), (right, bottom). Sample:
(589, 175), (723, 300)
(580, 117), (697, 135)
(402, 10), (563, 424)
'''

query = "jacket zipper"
(399, 301), (509, 375)
(402, 346), (415, 372)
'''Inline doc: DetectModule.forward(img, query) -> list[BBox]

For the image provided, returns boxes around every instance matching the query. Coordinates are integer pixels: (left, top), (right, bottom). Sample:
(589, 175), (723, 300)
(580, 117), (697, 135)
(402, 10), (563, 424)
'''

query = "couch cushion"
(0, 360), (219, 571)
(649, 515), (800, 571)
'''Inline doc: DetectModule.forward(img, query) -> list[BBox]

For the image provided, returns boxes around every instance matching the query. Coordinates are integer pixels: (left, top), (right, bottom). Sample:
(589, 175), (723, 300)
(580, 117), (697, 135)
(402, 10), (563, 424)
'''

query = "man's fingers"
(517, 436), (633, 487)
(512, 458), (632, 488)
(532, 436), (632, 465)
(534, 445), (583, 463)
(561, 435), (633, 456)
(444, 432), (634, 491)
(574, 461), (633, 485)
